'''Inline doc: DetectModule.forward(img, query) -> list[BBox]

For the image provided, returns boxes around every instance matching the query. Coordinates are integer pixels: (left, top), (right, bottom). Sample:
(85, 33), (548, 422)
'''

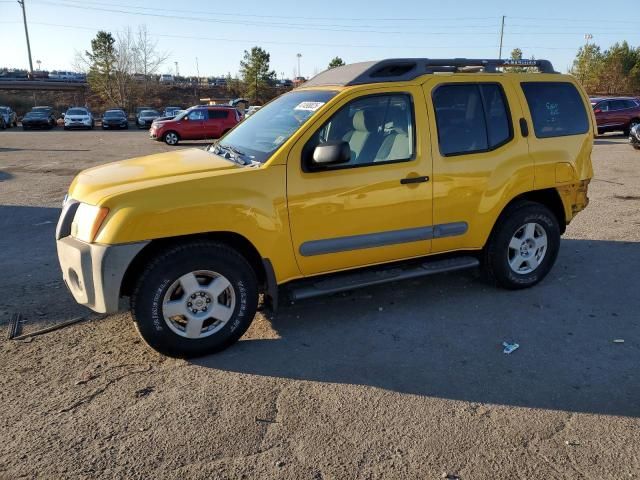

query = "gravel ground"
(0, 129), (639, 479)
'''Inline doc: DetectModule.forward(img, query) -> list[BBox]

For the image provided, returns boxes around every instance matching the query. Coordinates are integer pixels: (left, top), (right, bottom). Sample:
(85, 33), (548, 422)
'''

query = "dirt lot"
(0, 129), (639, 479)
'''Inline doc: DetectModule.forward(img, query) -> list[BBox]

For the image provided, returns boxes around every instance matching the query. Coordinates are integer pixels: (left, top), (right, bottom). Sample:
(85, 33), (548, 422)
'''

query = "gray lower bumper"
(56, 237), (148, 313)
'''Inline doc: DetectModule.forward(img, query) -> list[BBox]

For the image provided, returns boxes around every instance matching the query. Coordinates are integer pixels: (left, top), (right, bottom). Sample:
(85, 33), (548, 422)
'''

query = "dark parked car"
(102, 109), (129, 129)
(0, 106), (18, 128)
(22, 110), (55, 129)
(31, 106), (58, 126)
(591, 97), (640, 135)
(135, 106), (153, 124)
(136, 109), (161, 129)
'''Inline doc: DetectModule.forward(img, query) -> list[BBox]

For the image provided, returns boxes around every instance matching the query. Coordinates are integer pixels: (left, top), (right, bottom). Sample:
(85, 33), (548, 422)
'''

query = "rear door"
(205, 108), (228, 138)
(422, 76), (531, 253)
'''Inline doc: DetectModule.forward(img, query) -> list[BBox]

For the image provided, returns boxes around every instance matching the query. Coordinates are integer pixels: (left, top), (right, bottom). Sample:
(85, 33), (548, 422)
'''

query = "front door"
(287, 87), (433, 276)
(179, 109), (206, 139)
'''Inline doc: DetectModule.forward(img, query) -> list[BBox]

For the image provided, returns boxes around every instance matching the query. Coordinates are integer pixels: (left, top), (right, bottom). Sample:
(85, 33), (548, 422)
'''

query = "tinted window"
(596, 101), (609, 112)
(623, 100), (637, 109)
(480, 84), (512, 149)
(208, 109), (229, 119)
(433, 83), (512, 156)
(307, 93), (415, 168)
(521, 82), (589, 138)
(610, 100), (627, 111)
(67, 109), (87, 115)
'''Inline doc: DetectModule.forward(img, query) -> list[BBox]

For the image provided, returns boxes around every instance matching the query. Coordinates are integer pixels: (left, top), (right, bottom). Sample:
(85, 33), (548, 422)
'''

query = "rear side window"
(209, 109), (229, 119)
(433, 83), (512, 156)
(521, 82), (589, 138)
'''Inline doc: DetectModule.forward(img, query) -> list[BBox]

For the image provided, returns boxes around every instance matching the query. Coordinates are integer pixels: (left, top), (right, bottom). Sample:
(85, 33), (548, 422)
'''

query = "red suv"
(591, 97), (640, 135)
(150, 106), (240, 145)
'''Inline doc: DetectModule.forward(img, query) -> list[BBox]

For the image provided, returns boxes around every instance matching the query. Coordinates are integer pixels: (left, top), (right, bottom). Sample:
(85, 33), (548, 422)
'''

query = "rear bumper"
(56, 236), (148, 313)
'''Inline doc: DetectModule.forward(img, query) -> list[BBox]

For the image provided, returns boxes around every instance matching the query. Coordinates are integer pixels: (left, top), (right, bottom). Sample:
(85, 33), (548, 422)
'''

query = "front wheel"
(482, 202), (560, 289)
(163, 131), (179, 145)
(131, 242), (259, 357)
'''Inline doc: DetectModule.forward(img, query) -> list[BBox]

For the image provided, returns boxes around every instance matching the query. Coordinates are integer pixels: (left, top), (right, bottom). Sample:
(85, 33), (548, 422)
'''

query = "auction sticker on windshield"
(294, 101), (325, 112)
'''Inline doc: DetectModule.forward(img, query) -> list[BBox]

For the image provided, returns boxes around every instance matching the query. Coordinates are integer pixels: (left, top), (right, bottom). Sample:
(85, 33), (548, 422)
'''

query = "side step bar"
(288, 256), (480, 301)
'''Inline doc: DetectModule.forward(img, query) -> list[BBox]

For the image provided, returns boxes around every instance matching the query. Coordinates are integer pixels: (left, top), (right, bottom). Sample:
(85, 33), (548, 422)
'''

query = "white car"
(245, 105), (262, 118)
(63, 107), (94, 130)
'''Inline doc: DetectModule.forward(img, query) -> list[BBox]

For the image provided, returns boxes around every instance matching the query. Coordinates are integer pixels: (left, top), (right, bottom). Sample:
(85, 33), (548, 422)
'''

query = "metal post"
(18, 0), (34, 75)
(498, 15), (505, 60)
(296, 53), (302, 78)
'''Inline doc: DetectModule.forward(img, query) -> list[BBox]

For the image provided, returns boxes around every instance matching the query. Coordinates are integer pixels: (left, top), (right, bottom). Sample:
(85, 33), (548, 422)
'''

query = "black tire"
(163, 131), (180, 145)
(482, 201), (560, 290)
(131, 241), (259, 357)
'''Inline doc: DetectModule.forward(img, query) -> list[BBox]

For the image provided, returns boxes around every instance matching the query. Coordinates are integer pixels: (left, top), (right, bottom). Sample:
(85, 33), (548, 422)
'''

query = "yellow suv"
(56, 58), (594, 357)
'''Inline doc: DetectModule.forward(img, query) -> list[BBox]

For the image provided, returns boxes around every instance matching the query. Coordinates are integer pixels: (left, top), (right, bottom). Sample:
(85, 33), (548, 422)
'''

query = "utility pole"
(498, 15), (505, 59)
(17, 0), (34, 75)
(174, 61), (179, 77)
(296, 53), (302, 78)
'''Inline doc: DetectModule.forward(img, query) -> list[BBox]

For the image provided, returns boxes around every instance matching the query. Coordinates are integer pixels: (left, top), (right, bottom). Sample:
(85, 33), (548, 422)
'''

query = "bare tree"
(133, 25), (170, 97)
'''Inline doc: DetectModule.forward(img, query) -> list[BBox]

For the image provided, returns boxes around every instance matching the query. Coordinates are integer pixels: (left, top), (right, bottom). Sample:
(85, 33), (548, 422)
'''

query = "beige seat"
(375, 109), (410, 162)
(343, 110), (373, 163)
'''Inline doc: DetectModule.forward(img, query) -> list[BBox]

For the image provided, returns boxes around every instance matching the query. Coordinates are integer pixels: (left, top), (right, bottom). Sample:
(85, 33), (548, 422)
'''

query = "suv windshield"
(215, 90), (337, 163)
(105, 111), (124, 118)
(67, 109), (87, 115)
(141, 110), (159, 116)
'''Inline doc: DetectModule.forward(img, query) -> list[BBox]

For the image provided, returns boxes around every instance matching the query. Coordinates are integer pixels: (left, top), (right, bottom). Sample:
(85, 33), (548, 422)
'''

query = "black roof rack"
(303, 58), (557, 87)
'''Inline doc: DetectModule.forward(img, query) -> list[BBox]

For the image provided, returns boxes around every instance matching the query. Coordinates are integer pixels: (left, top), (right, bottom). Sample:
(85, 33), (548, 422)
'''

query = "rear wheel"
(131, 242), (259, 357)
(482, 202), (560, 289)
(164, 131), (179, 145)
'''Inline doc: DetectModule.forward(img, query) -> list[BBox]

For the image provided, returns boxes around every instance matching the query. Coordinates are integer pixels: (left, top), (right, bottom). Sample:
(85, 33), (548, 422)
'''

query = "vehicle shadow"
(0, 205), (89, 332)
(196, 238), (640, 417)
(594, 139), (628, 146)
(0, 171), (13, 181)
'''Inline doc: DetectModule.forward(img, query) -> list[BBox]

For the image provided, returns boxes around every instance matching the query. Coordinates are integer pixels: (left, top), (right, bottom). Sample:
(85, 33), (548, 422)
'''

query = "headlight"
(71, 203), (109, 243)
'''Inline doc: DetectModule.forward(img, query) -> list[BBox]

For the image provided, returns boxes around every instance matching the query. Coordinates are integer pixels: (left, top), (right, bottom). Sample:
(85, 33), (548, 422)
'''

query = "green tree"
(600, 41), (640, 94)
(239, 46), (276, 102)
(571, 43), (604, 93)
(85, 31), (117, 103)
(328, 56), (345, 69)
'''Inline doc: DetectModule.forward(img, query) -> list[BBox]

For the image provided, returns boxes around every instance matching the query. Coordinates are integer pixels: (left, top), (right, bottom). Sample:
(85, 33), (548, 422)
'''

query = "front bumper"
(56, 236), (148, 313)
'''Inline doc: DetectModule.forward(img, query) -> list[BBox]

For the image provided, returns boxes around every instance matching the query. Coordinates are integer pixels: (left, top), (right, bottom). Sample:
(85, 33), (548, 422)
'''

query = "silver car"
(0, 106), (18, 128)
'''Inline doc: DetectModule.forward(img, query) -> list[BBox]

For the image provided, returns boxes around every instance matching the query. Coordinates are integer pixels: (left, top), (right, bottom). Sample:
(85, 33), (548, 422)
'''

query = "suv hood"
(69, 147), (242, 204)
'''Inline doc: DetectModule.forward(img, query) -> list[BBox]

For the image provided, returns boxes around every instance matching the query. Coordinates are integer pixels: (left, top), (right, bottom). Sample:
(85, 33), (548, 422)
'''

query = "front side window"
(188, 109), (207, 121)
(305, 93), (415, 169)
(432, 83), (512, 156)
(521, 82), (589, 138)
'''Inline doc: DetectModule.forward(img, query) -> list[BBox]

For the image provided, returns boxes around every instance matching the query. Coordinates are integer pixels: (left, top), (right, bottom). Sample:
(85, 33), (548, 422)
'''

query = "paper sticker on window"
(294, 101), (325, 112)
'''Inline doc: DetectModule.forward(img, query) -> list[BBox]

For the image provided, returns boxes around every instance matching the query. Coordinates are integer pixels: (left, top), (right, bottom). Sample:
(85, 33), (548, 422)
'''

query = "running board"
(288, 256), (480, 301)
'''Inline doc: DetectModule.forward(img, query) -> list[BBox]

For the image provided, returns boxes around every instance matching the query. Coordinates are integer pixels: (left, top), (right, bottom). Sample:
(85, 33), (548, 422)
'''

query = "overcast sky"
(2, 0), (640, 78)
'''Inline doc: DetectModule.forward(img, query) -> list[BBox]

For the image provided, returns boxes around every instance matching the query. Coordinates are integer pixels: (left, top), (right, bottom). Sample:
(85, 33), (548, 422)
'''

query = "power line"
(33, 0), (500, 23)
(29, 0), (504, 35)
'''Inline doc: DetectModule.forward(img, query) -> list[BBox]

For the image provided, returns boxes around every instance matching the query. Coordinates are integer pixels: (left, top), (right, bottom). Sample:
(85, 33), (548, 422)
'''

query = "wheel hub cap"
(508, 222), (548, 274)
(162, 270), (235, 339)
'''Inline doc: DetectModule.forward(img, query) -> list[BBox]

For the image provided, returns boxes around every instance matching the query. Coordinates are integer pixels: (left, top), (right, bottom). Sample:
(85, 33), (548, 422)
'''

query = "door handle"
(519, 118), (529, 137)
(400, 175), (429, 185)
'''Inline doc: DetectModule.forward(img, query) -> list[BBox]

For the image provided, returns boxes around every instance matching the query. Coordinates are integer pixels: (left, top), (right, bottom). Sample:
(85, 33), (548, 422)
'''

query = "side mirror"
(312, 141), (351, 166)
(61, 113), (65, 118)
(594, 108), (602, 114)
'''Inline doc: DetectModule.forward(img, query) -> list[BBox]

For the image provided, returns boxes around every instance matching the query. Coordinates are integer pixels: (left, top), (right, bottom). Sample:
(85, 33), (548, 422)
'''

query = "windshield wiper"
(210, 143), (254, 166)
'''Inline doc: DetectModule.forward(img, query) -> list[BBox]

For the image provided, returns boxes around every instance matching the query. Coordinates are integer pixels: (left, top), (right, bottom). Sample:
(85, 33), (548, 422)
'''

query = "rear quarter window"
(521, 82), (589, 138)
